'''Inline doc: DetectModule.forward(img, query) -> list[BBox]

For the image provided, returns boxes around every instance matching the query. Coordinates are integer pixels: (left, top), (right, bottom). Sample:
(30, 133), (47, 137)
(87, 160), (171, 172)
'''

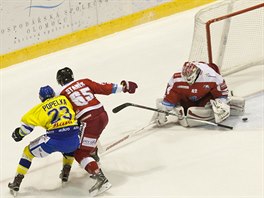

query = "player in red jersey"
(56, 67), (137, 196)
(153, 61), (245, 127)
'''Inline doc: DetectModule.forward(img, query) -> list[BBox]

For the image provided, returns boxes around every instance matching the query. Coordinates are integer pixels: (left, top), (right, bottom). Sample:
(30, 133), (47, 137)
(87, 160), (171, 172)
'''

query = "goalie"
(152, 61), (245, 127)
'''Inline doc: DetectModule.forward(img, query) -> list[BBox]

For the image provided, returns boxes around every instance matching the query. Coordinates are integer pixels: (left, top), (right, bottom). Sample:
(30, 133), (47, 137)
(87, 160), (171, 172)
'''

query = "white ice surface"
(0, 5), (263, 198)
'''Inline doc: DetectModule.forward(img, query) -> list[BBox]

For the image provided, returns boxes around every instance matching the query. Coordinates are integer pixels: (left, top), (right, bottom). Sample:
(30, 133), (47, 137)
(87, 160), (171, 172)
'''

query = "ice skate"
(8, 174), (24, 197)
(89, 169), (112, 197)
(90, 147), (100, 162)
(59, 164), (71, 183)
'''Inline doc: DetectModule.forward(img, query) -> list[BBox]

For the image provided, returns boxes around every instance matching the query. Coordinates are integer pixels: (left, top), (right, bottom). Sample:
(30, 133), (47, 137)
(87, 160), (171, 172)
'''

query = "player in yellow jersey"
(8, 85), (80, 195)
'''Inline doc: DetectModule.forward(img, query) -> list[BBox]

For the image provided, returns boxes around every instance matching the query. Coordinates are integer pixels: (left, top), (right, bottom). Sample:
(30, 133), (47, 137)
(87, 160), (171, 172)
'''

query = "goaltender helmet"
(182, 61), (201, 85)
(56, 67), (74, 86)
(39, 85), (55, 102)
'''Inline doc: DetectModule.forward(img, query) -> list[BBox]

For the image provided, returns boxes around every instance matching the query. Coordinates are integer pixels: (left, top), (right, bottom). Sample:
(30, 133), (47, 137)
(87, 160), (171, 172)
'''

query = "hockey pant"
(74, 110), (108, 175)
(16, 132), (79, 175)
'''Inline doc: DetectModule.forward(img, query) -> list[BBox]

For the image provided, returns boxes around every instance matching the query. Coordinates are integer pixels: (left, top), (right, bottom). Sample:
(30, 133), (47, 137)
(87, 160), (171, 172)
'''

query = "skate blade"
(89, 182), (112, 197)
(61, 181), (67, 187)
(10, 189), (18, 197)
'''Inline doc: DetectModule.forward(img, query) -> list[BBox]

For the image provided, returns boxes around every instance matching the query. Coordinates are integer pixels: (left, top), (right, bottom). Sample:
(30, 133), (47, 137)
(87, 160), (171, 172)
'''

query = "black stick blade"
(217, 123), (233, 130)
(112, 103), (132, 113)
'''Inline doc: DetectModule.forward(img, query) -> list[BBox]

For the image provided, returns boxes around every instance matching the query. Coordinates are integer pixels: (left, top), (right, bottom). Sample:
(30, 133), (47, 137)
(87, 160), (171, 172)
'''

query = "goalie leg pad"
(186, 107), (215, 127)
(229, 96), (245, 116)
(174, 106), (188, 127)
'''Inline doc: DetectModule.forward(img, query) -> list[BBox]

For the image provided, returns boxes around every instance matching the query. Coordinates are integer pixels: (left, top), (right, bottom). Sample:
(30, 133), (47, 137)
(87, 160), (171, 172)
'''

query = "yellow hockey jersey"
(20, 95), (78, 136)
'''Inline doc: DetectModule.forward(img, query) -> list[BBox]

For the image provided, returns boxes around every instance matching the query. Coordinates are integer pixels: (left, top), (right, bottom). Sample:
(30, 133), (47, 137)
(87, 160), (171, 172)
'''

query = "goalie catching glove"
(210, 98), (230, 123)
(121, 80), (138, 93)
(12, 127), (25, 142)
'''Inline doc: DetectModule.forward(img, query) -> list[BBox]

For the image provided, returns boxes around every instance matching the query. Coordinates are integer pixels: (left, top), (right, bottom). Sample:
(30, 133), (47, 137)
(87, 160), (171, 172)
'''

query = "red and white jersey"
(163, 62), (228, 107)
(58, 78), (122, 119)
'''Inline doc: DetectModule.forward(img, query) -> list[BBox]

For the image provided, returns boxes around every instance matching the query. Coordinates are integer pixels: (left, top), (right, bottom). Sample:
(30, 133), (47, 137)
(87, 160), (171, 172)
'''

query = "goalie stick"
(112, 103), (233, 130)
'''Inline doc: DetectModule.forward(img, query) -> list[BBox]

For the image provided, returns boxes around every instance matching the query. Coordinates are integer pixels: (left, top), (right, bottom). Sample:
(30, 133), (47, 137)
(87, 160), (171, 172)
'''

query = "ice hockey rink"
(0, 3), (263, 198)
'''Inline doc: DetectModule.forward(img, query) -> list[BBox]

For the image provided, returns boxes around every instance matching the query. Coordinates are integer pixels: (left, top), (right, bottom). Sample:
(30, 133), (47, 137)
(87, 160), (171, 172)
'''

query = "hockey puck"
(242, 117), (248, 122)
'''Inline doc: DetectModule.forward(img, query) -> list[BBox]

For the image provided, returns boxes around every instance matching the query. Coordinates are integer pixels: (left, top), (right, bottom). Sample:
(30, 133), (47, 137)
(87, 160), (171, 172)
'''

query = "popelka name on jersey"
(42, 99), (67, 111)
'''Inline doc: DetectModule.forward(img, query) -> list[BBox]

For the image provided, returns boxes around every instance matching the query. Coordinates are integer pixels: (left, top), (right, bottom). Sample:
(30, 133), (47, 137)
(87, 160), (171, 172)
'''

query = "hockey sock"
(85, 160), (99, 175)
(16, 146), (35, 175)
(63, 153), (74, 166)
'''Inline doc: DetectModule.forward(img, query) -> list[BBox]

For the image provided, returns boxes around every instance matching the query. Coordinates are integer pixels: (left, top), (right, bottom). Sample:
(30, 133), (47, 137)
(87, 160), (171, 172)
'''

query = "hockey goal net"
(188, 0), (264, 76)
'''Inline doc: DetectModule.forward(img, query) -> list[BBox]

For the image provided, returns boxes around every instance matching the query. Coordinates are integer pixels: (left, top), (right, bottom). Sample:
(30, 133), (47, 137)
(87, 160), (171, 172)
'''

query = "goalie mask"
(182, 61), (201, 85)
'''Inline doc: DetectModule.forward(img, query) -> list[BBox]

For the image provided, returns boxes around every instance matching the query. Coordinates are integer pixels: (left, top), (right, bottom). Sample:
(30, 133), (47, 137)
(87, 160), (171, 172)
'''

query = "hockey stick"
(100, 121), (155, 154)
(113, 103), (233, 130)
(113, 103), (171, 115)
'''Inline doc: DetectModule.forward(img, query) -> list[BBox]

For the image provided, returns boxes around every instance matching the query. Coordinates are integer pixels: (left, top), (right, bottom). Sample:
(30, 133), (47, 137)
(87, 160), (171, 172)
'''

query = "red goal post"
(189, 0), (264, 76)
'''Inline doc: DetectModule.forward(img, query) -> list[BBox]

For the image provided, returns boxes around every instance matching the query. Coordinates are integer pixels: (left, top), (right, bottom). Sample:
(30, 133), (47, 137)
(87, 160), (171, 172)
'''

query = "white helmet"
(182, 61), (201, 85)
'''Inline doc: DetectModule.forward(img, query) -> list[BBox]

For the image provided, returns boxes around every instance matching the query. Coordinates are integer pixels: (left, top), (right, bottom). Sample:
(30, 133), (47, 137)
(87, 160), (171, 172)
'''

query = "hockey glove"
(155, 101), (169, 126)
(210, 99), (230, 123)
(12, 127), (25, 142)
(121, 80), (138, 93)
(156, 112), (168, 126)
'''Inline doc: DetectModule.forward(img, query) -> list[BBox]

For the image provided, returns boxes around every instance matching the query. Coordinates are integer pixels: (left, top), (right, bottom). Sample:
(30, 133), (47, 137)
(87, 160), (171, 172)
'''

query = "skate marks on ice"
(100, 121), (159, 155)
(2, 123), (162, 198)
(5, 169), (111, 197)
(2, 93), (262, 197)
(100, 101), (253, 160)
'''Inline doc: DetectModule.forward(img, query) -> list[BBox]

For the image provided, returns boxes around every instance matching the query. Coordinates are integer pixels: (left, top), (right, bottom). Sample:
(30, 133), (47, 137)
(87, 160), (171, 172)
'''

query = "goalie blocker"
(153, 96), (245, 127)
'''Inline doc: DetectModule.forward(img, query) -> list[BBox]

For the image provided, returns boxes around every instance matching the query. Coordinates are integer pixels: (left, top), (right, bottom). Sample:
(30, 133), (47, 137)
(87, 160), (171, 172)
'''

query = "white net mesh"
(189, 0), (264, 76)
